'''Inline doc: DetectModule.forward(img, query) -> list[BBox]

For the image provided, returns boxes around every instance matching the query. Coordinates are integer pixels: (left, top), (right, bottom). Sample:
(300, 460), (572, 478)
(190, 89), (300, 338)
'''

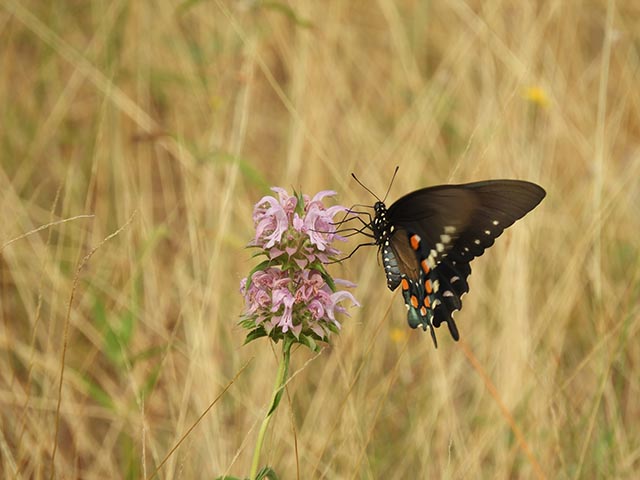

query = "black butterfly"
(351, 174), (545, 347)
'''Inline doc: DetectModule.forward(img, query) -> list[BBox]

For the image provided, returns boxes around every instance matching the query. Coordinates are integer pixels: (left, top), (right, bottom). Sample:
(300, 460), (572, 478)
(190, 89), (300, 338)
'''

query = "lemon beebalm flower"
(523, 85), (550, 109)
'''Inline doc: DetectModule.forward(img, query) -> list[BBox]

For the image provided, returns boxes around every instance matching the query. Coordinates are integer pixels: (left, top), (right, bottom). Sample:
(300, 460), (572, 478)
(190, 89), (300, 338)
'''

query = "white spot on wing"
(441, 234), (451, 244)
(436, 242), (444, 252)
(444, 226), (456, 234)
(474, 239), (481, 245)
(484, 230), (491, 235)
(492, 220), (499, 226)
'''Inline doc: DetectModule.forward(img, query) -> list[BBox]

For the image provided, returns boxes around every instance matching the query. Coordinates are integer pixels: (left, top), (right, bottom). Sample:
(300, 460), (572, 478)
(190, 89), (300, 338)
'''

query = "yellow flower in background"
(390, 327), (408, 344)
(523, 86), (550, 108)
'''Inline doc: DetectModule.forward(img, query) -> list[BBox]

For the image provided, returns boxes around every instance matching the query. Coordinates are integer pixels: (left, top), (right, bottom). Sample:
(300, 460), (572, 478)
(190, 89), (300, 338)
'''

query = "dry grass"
(1, 0), (640, 478)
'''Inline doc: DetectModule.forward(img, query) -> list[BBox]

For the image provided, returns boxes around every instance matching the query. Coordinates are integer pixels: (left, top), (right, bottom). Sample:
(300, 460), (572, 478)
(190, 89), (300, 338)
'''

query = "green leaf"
(293, 190), (306, 217)
(250, 249), (268, 259)
(255, 465), (280, 479)
(267, 391), (284, 416)
(313, 263), (337, 292)
(120, 432), (141, 480)
(137, 361), (163, 401)
(244, 326), (267, 345)
(239, 318), (257, 329)
(268, 329), (285, 343)
(92, 304), (121, 367)
(267, 339), (292, 416)
(129, 345), (164, 366)
(298, 333), (319, 352)
(119, 309), (135, 347)
(259, 1), (313, 29)
(176, 0), (204, 14)
(202, 150), (271, 191)
(325, 323), (339, 335)
(103, 326), (122, 366)
(82, 376), (115, 410)
(91, 294), (136, 368)
(93, 296), (108, 330)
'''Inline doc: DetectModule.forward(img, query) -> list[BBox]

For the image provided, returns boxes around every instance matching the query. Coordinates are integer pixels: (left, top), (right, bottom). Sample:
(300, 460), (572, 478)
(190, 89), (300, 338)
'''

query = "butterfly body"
(367, 180), (545, 347)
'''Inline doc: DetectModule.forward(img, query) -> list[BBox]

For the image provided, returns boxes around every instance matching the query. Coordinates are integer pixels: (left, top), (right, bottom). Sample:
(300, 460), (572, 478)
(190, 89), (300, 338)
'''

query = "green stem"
(249, 339), (292, 479)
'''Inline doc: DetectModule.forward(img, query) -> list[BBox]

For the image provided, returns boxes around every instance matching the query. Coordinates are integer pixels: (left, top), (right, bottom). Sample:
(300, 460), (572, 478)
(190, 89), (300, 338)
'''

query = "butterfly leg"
(333, 208), (373, 231)
(333, 227), (376, 239)
(325, 241), (378, 264)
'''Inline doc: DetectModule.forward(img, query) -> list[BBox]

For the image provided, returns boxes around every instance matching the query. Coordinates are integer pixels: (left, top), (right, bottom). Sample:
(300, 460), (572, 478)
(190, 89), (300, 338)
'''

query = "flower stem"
(249, 339), (292, 479)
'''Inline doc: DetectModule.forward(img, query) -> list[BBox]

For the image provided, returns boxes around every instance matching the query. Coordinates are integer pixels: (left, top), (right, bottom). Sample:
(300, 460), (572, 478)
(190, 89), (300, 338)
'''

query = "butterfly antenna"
(351, 173), (381, 202)
(382, 166), (399, 203)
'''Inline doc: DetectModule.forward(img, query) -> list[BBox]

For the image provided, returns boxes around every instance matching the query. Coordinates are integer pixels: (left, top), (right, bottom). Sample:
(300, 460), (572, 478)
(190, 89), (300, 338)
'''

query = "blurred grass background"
(1, 0), (639, 478)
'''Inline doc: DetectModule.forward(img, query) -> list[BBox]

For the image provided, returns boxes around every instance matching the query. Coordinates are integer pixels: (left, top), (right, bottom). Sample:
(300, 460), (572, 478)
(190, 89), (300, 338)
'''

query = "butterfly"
(351, 173), (546, 347)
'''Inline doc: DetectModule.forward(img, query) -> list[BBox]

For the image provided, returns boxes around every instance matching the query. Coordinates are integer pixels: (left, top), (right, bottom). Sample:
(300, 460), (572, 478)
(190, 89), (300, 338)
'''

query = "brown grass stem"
(49, 212), (136, 479)
(459, 340), (546, 480)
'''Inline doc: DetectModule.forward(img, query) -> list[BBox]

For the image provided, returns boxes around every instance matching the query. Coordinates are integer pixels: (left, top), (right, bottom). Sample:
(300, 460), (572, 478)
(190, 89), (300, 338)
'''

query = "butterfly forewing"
(374, 179), (545, 346)
(441, 181), (547, 262)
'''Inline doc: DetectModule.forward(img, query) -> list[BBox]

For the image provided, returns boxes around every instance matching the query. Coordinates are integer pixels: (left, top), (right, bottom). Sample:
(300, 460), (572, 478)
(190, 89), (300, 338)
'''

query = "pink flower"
(271, 187), (298, 216)
(305, 204), (343, 251)
(241, 266), (358, 341)
(241, 188), (358, 346)
(253, 195), (289, 249)
(250, 187), (346, 265)
(308, 300), (325, 320)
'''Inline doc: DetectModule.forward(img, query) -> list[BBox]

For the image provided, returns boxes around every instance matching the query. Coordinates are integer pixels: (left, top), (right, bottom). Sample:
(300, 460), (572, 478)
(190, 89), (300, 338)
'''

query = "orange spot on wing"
(421, 259), (430, 273)
(425, 279), (433, 294)
(424, 297), (431, 308)
(410, 295), (419, 308)
(401, 278), (409, 291)
(420, 306), (427, 316)
(410, 234), (421, 251)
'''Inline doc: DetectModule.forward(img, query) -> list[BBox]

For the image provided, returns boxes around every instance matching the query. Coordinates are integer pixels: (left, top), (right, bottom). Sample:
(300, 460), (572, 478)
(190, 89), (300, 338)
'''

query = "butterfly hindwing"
(385, 228), (455, 346)
(430, 257), (472, 341)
